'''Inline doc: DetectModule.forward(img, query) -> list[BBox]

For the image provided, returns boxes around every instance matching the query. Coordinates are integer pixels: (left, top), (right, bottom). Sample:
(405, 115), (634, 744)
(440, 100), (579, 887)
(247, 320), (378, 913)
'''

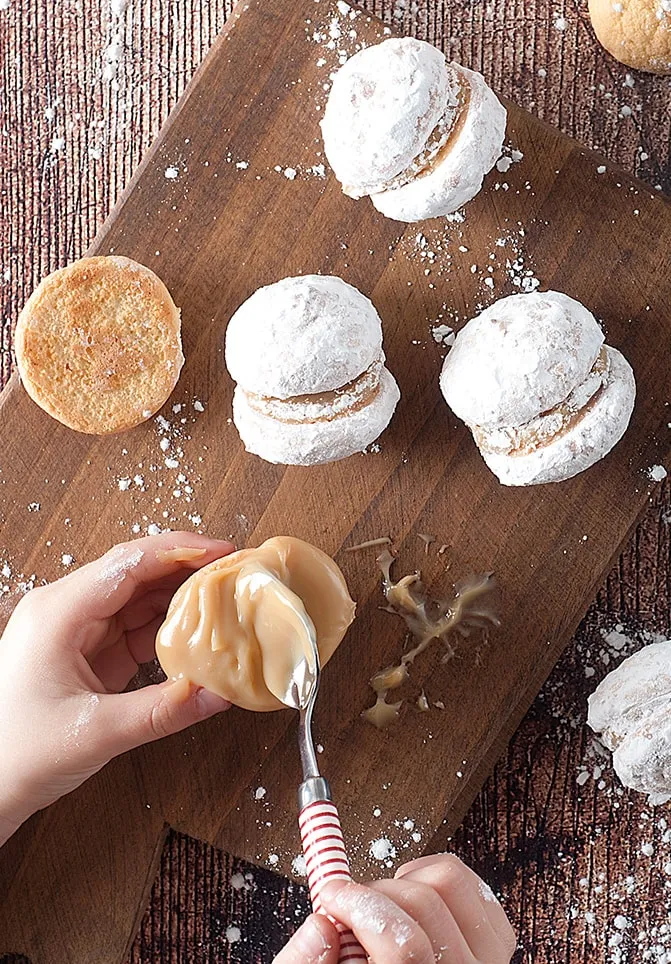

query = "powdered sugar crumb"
(648, 464), (667, 482)
(369, 837), (396, 862)
(479, 880), (499, 903)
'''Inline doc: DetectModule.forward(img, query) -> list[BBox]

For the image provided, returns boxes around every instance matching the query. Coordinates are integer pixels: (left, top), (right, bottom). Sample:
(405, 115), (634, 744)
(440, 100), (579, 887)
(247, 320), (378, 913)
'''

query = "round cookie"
(589, 0), (671, 74)
(439, 290), (636, 486)
(440, 291), (605, 429)
(226, 275), (383, 398)
(15, 256), (184, 434)
(371, 66), (507, 222)
(588, 640), (671, 796)
(321, 37), (506, 221)
(225, 275), (401, 466)
(321, 37), (453, 198)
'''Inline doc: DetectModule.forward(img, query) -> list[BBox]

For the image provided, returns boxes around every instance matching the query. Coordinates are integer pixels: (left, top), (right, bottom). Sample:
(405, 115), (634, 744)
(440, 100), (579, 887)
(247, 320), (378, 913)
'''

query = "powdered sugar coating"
(588, 640), (671, 795)
(480, 346), (635, 485)
(321, 38), (452, 198)
(225, 275), (383, 398)
(440, 290), (605, 429)
(372, 66), (507, 221)
(232, 366), (400, 466)
(476, 347), (610, 456)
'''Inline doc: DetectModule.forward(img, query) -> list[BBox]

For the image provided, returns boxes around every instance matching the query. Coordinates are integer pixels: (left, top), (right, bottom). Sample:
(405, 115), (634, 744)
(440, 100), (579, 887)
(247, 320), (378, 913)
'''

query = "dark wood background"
(1, 0), (670, 961)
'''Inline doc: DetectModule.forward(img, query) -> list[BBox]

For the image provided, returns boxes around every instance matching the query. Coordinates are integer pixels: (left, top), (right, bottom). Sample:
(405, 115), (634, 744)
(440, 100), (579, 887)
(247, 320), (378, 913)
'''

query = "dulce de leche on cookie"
(155, 536), (356, 712)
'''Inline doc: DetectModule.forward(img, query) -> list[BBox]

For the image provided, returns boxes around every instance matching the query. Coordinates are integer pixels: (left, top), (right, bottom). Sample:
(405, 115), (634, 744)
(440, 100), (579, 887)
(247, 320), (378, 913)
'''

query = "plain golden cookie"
(588, 0), (671, 73)
(15, 255), (184, 434)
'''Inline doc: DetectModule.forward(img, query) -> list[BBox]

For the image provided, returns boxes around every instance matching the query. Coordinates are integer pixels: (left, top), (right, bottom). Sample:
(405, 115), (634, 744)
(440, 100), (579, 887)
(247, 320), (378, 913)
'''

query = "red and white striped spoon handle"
(298, 799), (367, 963)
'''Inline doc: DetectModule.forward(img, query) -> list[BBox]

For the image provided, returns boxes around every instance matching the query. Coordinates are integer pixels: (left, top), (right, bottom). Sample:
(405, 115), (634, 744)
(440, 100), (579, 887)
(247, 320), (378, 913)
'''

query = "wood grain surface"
(1, 0), (670, 962)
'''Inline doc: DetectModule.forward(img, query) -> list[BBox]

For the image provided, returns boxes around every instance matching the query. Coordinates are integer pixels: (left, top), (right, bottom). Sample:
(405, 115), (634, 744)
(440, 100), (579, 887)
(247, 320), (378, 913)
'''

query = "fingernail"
(297, 915), (335, 957)
(319, 879), (349, 905)
(194, 687), (231, 718)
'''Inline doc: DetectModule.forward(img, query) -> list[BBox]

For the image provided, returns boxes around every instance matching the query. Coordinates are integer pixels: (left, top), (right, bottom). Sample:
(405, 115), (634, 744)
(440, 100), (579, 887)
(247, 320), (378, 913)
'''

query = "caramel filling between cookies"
(474, 347), (611, 457)
(244, 358), (383, 425)
(373, 71), (471, 195)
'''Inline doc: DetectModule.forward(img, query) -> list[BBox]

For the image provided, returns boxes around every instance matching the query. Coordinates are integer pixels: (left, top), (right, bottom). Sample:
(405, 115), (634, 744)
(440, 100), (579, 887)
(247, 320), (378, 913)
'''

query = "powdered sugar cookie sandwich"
(321, 37), (506, 222)
(225, 275), (400, 466)
(16, 255), (184, 434)
(440, 291), (636, 485)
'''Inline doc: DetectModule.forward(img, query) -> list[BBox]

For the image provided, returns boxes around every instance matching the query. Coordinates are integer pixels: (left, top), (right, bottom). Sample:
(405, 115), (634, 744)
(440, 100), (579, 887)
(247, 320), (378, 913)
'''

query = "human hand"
(0, 532), (234, 846)
(274, 854), (516, 963)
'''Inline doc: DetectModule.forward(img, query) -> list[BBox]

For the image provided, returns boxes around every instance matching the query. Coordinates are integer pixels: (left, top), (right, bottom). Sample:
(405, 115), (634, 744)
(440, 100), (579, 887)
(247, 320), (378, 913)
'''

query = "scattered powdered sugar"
(291, 854), (307, 877)
(400, 219), (540, 311)
(254, 786), (267, 800)
(64, 693), (101, 748)
(479, 879), (499, 903)
(164, 166), (179, 180)
(648, 464), (668, 482)
(332, 886), (388, 935)
(495, 145), (524, 174)
(0, 554), (45, 609)
(369, 836), (396, 862)
(95, 544), (144, 596)
(61, 553), (74, 567)
(224, 925), (241, 944)
(432, 323), (455, 346)
(392, 0), (419, 25)
(110, 403), (211, 539)
(230, 870), (255, 892)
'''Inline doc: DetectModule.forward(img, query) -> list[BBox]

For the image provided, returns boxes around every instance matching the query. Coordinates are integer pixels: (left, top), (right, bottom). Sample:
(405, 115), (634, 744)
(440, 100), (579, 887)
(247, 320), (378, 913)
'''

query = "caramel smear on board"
(346, 537), (393, 553)
(363, 549), (499, 729)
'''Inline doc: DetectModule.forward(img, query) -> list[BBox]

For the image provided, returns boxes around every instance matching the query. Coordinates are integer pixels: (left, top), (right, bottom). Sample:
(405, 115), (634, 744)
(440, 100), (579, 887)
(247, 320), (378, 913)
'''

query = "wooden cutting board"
(1, 0), (670, 959)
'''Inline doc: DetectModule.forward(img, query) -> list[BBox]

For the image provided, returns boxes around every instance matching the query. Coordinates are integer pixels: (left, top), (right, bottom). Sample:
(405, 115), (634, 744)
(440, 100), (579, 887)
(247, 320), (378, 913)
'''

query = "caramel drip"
(363, 549), (499, 728)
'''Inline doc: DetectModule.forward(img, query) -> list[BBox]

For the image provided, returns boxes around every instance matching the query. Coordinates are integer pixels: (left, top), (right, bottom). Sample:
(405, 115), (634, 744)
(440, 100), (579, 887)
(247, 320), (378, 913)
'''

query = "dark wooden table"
(1, 0), (670, 960)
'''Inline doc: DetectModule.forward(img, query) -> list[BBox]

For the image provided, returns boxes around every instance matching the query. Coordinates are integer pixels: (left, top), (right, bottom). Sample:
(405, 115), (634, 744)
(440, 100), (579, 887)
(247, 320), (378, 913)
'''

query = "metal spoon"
(244, 568), (366, 963)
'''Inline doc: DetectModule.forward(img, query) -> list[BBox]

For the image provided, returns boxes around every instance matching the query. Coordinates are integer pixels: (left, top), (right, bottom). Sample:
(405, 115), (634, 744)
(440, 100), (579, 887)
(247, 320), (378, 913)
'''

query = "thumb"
(273, 914), (339, 964)
(94, 678), (230, 759)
